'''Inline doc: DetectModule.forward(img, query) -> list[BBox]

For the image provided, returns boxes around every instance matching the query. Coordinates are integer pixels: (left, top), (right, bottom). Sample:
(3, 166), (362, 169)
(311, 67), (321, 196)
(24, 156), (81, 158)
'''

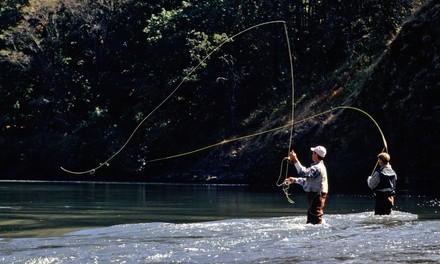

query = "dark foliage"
(0, 0), (436, 193)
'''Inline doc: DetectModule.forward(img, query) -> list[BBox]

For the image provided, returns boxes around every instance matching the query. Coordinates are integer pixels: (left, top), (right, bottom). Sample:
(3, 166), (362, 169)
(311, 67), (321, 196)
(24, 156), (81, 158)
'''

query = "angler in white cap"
(284, 146), (328, 224)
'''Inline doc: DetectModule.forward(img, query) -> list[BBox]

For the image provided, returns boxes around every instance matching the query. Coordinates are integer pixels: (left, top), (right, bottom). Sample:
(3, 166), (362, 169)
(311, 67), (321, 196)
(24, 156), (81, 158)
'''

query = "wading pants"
(374, 192), (394, 215)
(307, 192), (327, 224)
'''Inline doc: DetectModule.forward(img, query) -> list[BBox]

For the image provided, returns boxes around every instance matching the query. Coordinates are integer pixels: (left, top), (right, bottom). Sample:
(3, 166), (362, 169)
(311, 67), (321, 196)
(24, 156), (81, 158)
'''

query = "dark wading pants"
(307, 192), (327, 224)
(374, 192), (394, 215)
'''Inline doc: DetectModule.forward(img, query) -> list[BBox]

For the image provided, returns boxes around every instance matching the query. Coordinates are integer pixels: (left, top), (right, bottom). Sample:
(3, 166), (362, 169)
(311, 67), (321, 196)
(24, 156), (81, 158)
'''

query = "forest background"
(1, 0), (439, 194)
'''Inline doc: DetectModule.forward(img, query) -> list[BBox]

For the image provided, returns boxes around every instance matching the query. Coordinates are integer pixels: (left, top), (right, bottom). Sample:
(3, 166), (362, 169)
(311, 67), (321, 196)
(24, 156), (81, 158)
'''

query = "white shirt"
(367, 164), (397, 189)
(294, 160), (328, 193)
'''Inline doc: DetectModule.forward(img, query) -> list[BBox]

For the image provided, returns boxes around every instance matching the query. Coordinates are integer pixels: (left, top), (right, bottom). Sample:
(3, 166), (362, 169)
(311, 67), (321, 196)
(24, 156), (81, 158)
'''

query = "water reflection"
(0, 181), (438, 238)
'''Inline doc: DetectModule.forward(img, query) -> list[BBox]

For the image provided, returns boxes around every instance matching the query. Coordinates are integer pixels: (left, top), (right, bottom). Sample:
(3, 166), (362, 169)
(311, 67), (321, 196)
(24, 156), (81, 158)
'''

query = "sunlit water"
(0, 181), (439, 263)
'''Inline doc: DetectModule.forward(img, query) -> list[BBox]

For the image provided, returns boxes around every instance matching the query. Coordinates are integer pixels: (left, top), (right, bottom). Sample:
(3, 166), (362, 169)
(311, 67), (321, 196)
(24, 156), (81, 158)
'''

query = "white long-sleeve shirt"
(294, 160), (328, 193)
(367, 164), (397, 190)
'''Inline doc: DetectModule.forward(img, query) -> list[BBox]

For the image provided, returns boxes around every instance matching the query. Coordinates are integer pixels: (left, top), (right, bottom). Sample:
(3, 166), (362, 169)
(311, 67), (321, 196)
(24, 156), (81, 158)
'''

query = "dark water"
(0, 181), (439, 263)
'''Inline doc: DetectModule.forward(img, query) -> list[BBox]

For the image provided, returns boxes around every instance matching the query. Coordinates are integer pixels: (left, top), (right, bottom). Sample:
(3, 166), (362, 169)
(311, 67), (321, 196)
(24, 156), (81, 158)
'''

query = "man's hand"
(288, 150), (298, 163)
(284, 177), (296, 185)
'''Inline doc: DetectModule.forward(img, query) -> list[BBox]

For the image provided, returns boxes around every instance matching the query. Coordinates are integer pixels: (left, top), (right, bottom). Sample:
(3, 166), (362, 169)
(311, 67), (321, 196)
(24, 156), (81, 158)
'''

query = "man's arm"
(294, 162), (320, 178)
(288, 150), (319, 178)
(367, 171), (380, 189)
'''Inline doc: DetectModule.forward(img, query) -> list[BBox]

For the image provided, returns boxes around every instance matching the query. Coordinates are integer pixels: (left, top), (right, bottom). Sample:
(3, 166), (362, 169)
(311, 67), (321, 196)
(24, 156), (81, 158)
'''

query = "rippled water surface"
(0, 181), (439, 263)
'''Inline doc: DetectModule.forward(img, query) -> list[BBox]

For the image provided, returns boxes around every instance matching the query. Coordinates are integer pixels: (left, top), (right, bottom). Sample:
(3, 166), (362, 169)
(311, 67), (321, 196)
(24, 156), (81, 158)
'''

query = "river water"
(0, 181), (439, 263)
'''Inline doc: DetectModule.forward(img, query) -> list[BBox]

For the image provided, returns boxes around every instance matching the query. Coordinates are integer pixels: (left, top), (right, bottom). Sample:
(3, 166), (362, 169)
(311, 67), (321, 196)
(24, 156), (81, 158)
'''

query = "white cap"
(311, 146), (327, 158)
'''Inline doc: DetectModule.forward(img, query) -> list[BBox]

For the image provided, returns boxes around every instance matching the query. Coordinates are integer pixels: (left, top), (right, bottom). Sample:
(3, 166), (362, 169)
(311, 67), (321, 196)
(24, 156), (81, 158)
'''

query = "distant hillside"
(1, 1), (437, 194)
(346, 0), (440, 193)
(320, 0), (440, 193)
(182, 0), (440, 193)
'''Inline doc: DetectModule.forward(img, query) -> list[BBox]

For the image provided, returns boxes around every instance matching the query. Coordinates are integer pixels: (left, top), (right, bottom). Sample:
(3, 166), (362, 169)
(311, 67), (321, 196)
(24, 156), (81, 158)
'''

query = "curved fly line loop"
(61, 20), (295, 175)
(60, 18), (388, 206)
